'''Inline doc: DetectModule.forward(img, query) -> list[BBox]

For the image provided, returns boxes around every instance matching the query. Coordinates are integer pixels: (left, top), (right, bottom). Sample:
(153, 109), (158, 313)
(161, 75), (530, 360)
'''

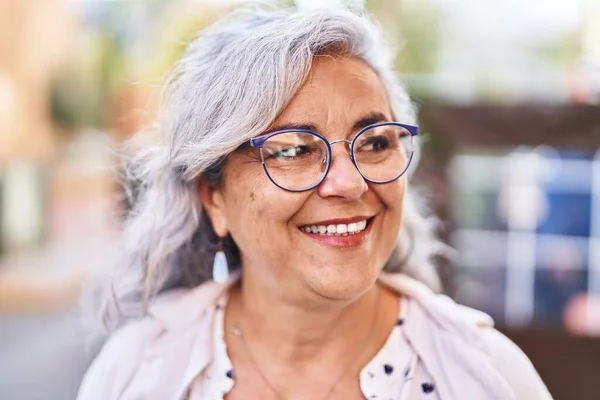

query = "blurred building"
(0, 0), (69, 165)
(0, 0), (69, 252)
(0, 0), (119, 309)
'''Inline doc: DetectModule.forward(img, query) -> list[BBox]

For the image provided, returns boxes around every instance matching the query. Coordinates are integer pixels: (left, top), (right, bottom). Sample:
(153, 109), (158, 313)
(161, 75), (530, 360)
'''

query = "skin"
(199, 55), (408, 400)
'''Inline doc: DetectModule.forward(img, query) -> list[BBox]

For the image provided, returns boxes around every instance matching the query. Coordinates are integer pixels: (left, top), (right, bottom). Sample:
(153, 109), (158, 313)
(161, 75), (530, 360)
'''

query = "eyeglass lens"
(259, 124), (413, 191)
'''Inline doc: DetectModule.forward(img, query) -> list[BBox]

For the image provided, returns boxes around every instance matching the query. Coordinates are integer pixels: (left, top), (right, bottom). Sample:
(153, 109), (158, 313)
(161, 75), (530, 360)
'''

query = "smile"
(297, 217), (374, 247)
(299, 220), (368, 236)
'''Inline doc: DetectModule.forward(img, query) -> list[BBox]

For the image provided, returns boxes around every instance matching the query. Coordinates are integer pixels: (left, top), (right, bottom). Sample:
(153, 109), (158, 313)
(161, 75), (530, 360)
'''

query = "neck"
(226, 270), (385, 364)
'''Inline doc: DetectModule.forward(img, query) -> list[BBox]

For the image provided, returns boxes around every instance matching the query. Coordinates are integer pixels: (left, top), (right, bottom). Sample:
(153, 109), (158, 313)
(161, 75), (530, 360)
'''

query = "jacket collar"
(145, 272), (507, 400)
(148, 270), (242, 332)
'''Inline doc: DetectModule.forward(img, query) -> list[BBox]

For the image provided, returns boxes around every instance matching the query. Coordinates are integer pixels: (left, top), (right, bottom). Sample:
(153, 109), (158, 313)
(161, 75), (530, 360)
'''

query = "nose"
(317, 141), (368, 200)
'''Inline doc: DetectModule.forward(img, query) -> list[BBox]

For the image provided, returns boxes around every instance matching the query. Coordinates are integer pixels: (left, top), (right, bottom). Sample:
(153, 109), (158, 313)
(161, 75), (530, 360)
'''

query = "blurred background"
(0, 0), (599, 399)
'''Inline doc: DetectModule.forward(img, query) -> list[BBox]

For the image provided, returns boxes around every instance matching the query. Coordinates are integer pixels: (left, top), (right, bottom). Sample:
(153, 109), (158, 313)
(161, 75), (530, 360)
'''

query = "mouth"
(299, 217), (372, 236)
(297, 216), (375, 247)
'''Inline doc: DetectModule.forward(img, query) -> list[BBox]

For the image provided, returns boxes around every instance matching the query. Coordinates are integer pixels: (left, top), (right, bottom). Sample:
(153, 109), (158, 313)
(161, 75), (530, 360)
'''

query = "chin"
(305, 264), (380, 301)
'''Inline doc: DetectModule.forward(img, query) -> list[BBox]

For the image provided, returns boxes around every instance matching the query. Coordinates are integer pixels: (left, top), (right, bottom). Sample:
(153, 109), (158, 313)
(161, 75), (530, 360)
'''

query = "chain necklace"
(231, 287), (383, 400)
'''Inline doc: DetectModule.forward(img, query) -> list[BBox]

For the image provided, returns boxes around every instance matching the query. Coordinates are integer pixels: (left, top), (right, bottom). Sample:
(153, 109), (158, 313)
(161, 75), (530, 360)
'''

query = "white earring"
(212, 238), (229, 283)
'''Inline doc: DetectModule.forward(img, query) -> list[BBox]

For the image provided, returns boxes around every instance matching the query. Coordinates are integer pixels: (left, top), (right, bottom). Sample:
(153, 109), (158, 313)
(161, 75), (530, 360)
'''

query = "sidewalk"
(0, 239), (114, 400)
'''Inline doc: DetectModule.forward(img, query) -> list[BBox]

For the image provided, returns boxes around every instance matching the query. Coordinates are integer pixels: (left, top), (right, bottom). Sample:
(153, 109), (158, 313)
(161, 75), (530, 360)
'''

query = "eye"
(358, 135), (390, 152)
(261, 132), (326, 165)
(269, 145), (310, 159)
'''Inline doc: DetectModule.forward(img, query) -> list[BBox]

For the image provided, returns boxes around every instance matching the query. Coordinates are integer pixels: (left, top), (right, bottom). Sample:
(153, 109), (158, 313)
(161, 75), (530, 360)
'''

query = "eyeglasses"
(237, 122), (418, 192)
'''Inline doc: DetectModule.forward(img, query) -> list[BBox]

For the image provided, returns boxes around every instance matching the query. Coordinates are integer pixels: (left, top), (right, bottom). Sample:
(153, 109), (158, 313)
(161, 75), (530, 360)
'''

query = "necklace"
(231, 287), (383, 400)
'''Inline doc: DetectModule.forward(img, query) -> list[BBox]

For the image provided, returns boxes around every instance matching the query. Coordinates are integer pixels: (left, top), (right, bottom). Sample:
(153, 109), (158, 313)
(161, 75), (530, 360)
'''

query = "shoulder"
(77, 277), (237, 400)
(77, 318), (162, 400)
(383, 273), (553, 399)
(77, 288), (201, 400)
(479, 327), (554, 399)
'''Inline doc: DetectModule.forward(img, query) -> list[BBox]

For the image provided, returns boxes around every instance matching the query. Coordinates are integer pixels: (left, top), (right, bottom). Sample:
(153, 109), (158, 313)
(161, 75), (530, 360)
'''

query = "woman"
(78, 7), (552, 400)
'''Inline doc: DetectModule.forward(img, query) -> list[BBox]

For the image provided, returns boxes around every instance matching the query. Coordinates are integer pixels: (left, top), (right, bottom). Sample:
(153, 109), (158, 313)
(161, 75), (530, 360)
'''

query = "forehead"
(273, 55), (392, 129)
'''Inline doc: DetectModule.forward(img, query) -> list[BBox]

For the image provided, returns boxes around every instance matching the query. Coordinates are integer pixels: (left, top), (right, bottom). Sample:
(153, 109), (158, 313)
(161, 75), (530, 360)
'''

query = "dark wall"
(503, 329), (600, 400)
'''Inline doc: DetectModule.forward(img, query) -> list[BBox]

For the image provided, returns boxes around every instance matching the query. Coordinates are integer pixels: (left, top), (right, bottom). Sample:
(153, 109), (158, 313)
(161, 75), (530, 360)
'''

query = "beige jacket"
(77, 273), (553, 400)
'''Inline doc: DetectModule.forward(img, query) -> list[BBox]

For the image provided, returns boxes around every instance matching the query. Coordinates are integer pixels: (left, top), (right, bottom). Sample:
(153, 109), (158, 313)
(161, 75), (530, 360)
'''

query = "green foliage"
(365, 0), (442, 100)
(50, 73), (103, 130)
(394, 2), (441, 75)
(538, 30), (581, 66)
(49, 24), (126, 131)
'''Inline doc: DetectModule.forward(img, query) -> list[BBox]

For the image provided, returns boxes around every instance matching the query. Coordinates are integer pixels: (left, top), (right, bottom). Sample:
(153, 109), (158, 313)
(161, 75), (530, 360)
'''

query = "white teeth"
(300, 219), (369, 236)
(347, 223), (357, 233)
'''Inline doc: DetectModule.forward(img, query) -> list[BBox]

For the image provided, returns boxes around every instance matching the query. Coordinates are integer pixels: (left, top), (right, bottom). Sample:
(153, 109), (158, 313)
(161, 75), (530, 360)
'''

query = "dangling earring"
(212, 238), (229, 283)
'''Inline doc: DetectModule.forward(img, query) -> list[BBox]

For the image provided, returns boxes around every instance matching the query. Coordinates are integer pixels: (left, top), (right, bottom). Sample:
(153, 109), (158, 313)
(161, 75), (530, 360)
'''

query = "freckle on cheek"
(250, 191), (255, 201)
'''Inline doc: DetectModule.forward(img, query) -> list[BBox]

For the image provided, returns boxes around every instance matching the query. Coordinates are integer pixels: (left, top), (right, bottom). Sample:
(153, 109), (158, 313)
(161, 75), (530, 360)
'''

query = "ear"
(198, 178), (228, 238)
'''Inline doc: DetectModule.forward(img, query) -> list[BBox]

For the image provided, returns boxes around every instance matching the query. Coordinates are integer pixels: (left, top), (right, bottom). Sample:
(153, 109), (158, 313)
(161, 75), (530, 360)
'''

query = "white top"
(77, 272), (554, 400)
(188, 295), (438, 400)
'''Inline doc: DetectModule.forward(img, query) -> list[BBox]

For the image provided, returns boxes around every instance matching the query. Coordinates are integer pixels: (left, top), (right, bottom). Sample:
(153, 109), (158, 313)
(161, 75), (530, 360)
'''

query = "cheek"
(374, 179), (407, 250)
(221, 165), (308, 247)
(223, 168), (269, 225)
(372, 180), (407, 267)
(374, 177), (407, 217)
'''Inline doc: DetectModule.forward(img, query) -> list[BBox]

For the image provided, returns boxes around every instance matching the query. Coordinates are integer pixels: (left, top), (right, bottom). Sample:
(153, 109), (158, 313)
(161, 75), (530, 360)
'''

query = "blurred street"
(0, 240), (111, 400)
(0, 310), (93, 400)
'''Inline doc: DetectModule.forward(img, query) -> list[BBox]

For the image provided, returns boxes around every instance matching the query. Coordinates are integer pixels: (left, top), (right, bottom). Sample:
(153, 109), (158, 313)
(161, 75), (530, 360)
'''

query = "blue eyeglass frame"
(236, 121), (419, 192)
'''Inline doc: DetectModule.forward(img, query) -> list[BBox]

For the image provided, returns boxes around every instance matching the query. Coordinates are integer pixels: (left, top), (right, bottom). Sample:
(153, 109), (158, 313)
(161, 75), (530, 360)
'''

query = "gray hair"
(88, 6), (446, 337)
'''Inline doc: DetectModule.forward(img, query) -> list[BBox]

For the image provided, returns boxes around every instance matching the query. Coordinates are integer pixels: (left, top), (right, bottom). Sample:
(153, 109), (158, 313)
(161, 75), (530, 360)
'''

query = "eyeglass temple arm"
(404, 124), (419, 136)
(236, 134), (270, 150)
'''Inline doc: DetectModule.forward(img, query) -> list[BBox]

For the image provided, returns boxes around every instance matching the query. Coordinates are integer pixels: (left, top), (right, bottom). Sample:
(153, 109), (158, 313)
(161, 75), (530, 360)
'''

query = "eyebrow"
(266, 112), (390, 136)
(264, 122), (319, 134)
(350, 112), (389, 132)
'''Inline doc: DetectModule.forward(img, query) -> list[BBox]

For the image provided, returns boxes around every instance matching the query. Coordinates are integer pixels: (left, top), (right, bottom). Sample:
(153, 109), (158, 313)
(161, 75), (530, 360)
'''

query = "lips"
(297, 216), (375, 247)
(299, 219), (368, 236)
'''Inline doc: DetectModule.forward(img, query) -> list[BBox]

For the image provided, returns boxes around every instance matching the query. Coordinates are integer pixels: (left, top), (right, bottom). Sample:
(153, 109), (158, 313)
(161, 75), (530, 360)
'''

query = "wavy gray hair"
(89, 6), (446, 336)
